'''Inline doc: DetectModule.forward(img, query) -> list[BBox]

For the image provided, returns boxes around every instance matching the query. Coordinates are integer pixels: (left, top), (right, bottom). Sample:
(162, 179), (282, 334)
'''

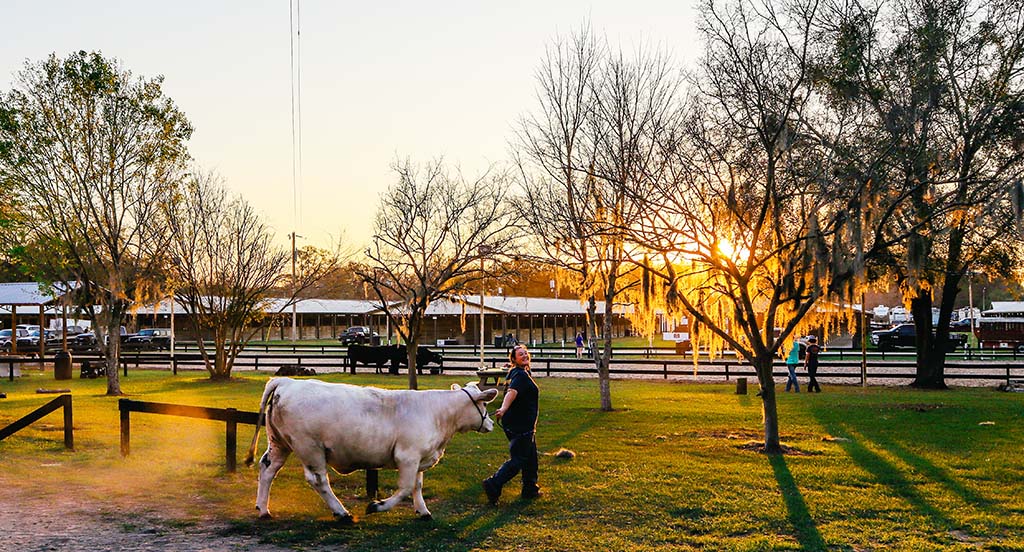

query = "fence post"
(255, 356), (259, 371)
(663, 362), (668, 379)
(62, 394), (74, 450)
(119, 399), (131, 457)
(226, 408), (238, 473)
(725, 363), (730, 381)
(366, 469), (379, 499)
(172, 355), (177, 375)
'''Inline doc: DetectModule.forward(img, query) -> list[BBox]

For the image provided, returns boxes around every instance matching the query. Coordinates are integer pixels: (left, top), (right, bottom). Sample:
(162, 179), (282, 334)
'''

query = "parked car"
(15, 329), (63, 353)
(338, 326), (379, 345)
(56, 325), (87, 336)
(950, 318), (973, 331)
(0, 328), (31, 353)
(71, 326), (131, 352)
(125, 328), (172, 351)
(870, 323), (968, 352)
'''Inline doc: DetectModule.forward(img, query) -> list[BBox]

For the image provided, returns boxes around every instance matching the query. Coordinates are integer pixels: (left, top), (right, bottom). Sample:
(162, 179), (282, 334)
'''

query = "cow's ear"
(450, 383), (462, 391)
(480, 388), (499, 403)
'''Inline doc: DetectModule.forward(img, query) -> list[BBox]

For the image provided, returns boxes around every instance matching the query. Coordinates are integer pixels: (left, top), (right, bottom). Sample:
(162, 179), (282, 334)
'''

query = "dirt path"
(0, 489), (294, 552)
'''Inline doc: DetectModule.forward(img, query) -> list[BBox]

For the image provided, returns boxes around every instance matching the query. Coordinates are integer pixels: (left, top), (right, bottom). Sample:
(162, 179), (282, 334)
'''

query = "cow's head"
(451, 382), (499, 433)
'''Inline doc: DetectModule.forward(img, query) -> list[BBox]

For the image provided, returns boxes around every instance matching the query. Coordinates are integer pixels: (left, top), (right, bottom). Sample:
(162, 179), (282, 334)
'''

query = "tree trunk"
(407, 335), (419, 390)
(910, 290), (949, 389)
(584, 295), (612, 411)
(755, 356), (782, 452)
(212, 335), (229, 380)
(598, 293), (614, 412)
(103, 311), (124, 396)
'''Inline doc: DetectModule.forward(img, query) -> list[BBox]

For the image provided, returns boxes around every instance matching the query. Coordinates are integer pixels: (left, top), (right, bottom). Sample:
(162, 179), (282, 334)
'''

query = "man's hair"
(509, 344), (527, 364)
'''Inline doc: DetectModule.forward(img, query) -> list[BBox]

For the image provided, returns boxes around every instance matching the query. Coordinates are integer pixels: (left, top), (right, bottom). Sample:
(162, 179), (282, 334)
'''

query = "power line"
(296, 0), (303, 232)
(288, 0), (302, 233)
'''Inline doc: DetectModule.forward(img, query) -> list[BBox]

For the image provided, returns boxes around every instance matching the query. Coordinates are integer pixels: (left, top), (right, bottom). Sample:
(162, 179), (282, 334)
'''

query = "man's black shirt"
(503, 367), (538, 434)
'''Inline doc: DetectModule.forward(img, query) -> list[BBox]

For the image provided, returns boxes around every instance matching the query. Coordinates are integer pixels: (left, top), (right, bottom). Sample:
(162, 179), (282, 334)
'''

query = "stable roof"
(983, 301), (1024, 318)
(135, 297), (381, 316)
(0, 282), (62, 306)
(0, 282), (77, 314)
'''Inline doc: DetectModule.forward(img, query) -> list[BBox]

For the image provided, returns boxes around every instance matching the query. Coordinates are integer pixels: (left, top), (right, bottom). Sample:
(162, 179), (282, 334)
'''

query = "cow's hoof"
(417, 513), (433, 522)
(334, 513), (355, 525)
(365, 501), (384, 514)
(258, 512), (273, 520)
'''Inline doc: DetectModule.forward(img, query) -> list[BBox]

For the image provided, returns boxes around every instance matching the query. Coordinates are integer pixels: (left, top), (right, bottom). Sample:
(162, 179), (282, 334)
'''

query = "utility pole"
(860, 291), (867, 387)
(290, 232), (302, 341)
(968, 271), (975, 336)
(479, 245), (493, 369)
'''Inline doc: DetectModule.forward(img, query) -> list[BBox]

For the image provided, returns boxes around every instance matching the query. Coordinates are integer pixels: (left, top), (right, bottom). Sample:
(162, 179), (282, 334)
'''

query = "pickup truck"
(124, 328), (171, 351)
(870, 324), (968, 352)
(71, 326), (132, 352)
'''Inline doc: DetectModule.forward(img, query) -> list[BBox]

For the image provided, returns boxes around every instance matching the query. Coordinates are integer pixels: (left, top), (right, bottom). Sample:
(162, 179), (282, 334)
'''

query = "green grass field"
(1, 370), (1023, 551)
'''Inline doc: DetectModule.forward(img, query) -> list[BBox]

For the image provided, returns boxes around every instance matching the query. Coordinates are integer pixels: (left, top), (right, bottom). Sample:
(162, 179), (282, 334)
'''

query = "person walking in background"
(483, 344), (541, 504)
(575, 332), (584, 359)
(785, 338), (801, 392)
(805, 335), (821, 392)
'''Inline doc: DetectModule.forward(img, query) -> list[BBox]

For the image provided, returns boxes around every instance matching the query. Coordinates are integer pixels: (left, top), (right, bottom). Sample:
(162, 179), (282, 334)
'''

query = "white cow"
(244, 377), (498, 522)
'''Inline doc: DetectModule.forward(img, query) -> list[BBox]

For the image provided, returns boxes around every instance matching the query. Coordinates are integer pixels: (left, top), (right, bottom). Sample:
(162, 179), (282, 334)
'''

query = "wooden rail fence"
(0, 394), (73, 450)
(7, 349), (1023, 385)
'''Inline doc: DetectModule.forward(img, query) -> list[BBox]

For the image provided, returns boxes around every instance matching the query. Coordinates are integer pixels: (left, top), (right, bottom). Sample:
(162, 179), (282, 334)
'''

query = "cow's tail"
(244, 378), (284, 467)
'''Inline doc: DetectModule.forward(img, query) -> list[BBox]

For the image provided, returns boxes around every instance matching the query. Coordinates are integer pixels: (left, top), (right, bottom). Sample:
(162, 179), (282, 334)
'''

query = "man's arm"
(495, 389), (518, 419)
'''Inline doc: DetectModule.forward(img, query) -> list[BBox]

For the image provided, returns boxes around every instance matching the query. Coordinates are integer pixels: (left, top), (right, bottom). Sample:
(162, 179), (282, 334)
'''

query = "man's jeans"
(488, 429), (538, 493)
(786, 363), (800, 392)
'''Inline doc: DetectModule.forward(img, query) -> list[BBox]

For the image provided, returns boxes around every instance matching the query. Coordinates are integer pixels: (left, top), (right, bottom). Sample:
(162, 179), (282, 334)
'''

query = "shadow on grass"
(866, 431), (999, 515)
(221, 487), (528, 551)
(811, 416), (958, 532)
(768, 454), (827, 551)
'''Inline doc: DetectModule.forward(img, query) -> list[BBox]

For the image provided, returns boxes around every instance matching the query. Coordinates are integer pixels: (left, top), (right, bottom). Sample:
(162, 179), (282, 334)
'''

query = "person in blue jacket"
(785, 338), (801, 392)
(483, 344), (541, 504)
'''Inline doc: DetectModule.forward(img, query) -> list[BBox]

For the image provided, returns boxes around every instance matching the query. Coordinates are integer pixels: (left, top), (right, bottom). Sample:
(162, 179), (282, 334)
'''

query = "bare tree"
(359, 159), (517, 390)
(516, 27), (680, 411)
(167, 172), (341, 379)
(0, 51), (191, 395)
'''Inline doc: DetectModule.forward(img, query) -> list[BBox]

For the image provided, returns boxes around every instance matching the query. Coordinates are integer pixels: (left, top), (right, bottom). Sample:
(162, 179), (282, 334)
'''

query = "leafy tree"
(629, 0), (904, 452)
(0, 51), (191, 395)
(821, 0), (1024, 387)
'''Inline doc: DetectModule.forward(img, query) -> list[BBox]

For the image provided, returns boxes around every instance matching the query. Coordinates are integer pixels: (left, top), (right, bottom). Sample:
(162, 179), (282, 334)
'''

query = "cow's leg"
(411, 471), (432, 520)
(255, 443), (290, 519)
(301, 460), (353, 523)
(366, 459), (418, 515)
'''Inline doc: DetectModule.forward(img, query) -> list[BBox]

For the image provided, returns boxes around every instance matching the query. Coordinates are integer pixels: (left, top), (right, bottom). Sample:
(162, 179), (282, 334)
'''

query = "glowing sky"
(1, 1), (700, 249)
